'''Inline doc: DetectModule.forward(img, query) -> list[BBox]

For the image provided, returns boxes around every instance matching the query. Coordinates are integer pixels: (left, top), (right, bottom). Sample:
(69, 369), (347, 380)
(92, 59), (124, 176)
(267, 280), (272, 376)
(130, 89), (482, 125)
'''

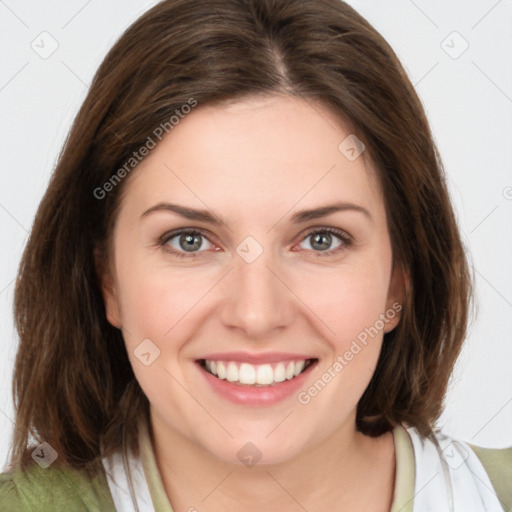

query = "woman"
(1, 0), (511, 510)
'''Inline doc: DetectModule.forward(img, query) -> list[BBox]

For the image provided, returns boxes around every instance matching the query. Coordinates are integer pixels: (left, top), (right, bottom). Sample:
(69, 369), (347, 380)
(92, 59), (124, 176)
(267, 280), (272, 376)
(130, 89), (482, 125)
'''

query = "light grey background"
(1, 0), (511, 469)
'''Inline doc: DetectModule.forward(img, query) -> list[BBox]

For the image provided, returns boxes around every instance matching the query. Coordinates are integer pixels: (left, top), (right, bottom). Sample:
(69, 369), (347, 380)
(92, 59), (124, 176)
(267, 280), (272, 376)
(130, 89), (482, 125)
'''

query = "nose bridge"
(220, 235), (292, 338)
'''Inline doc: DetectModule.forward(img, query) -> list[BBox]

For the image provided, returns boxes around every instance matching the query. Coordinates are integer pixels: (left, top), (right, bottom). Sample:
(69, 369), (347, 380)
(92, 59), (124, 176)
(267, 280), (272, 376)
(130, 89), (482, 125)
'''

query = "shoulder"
(0, 459), (116, 512)
(468, 443), (512, 512)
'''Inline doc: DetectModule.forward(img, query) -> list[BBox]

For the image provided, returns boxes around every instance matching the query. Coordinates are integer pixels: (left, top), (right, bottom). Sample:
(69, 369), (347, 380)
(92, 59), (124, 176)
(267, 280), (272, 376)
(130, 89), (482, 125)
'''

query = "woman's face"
(101, 95), (404, 465)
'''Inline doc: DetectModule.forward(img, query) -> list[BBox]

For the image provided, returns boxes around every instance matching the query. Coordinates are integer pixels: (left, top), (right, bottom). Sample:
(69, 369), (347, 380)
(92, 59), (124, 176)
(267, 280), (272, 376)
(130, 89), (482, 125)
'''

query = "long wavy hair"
(9, 0), (471, 481)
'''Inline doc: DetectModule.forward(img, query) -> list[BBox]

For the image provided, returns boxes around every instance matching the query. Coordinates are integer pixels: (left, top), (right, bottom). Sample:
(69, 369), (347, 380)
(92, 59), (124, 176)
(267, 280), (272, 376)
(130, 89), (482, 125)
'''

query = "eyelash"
(158, 227), (352, 259)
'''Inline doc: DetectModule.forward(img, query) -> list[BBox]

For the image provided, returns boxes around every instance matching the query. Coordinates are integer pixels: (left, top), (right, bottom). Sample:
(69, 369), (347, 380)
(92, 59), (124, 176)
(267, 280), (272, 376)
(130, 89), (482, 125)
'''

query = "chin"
(199, 430), (306, 468)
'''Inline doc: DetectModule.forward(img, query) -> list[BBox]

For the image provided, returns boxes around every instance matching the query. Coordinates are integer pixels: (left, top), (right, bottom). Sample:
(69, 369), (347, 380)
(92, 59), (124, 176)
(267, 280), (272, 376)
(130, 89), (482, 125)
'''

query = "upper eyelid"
(160, 227), (218, 246)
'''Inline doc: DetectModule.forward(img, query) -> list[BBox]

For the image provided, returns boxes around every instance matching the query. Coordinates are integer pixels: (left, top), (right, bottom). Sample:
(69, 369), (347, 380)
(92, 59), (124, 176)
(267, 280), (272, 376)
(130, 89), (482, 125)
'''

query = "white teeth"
(285, 361), (295, 380)
(293, 360), (305, 376)
(256, 364), (274, 385)
(239, 363), (256, 384)
(273, 363), (286, 383)
(216, 361), (226, 379)
(226, 362), (238, 382)
(203, 359), (312, 386)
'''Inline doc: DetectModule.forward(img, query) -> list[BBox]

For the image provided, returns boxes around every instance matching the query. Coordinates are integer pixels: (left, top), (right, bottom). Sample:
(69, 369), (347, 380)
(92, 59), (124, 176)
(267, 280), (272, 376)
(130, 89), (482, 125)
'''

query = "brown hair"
(9, 0), (472, 476)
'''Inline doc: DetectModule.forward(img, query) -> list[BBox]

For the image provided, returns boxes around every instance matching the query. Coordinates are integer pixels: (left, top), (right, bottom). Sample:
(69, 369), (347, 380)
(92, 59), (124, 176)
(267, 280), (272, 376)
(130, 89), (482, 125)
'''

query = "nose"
(219, 243), (295, 340)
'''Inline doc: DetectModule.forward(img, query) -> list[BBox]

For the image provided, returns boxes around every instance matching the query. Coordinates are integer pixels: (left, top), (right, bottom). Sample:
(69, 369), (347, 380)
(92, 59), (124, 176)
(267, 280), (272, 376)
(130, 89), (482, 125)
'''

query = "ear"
(94, 248), (122, 329)
(383, 262), (407, 333)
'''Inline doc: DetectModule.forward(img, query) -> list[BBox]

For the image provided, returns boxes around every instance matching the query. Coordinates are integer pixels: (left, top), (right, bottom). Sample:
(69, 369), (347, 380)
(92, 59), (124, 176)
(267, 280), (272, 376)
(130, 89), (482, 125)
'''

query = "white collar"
(405, 426), (503, 511)
(102, 444), (155, 511)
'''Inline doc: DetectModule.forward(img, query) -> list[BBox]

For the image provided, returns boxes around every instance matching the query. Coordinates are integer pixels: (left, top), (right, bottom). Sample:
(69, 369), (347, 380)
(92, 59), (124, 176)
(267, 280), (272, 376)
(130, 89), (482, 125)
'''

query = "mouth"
(197, 358), (318, 387)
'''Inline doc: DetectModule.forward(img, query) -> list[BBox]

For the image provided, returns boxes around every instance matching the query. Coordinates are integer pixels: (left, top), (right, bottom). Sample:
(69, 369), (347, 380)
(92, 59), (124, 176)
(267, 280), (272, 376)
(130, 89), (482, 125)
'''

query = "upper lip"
(198, 352), (316, 364)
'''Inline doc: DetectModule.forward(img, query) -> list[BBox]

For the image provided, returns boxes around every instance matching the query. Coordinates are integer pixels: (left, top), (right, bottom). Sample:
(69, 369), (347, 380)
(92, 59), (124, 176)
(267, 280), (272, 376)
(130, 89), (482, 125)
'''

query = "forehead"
(118, 95), (384, 226)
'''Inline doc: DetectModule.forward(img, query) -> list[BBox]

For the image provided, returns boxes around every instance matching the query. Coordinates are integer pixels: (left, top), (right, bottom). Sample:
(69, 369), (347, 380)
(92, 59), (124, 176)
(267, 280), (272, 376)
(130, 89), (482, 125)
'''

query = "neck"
(149, 409), (396, 512)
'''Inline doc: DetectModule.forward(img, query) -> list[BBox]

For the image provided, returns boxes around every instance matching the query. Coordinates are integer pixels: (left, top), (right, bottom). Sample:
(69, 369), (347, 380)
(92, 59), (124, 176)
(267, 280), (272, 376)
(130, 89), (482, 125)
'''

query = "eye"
(297, 227), (352, 257)
(160, 228), (215, 258)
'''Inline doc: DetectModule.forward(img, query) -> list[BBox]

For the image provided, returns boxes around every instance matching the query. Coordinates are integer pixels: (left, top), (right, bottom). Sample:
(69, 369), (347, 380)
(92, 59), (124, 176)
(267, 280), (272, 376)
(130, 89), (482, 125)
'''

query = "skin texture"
(100, 95), (405, 511)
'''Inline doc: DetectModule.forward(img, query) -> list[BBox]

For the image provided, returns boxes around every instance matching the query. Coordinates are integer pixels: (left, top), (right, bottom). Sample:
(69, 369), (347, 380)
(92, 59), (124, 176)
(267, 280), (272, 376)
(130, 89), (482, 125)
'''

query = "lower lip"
(196, 360), (317, 406)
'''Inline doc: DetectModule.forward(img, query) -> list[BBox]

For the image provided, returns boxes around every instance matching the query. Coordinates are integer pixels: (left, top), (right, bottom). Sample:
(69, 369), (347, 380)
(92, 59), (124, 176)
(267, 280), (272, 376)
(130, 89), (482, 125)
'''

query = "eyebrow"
(140, 201), (372, 225)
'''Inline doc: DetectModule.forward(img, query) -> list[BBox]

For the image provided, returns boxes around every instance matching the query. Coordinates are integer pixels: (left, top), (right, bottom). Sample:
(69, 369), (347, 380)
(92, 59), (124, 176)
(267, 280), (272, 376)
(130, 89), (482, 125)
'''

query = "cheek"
(113, 261), (200, 408)
(113, 243), (203, 339)
(113, 256), (222, 382)
(298, 262), (391, 344)
(117, 276), (172, 341)
(294, 270), (389, 420)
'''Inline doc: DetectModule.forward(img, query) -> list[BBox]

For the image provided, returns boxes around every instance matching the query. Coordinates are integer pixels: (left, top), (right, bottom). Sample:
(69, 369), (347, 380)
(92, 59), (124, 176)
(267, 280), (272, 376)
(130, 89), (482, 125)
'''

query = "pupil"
(312, 233), (331, 251)
(181, 233), (201, 252)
